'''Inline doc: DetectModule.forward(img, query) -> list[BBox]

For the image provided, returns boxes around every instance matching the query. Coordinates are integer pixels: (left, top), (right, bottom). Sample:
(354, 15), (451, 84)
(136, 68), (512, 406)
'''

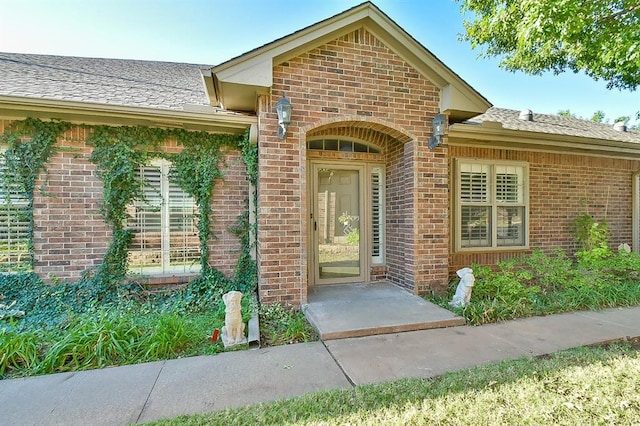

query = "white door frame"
(309, 161), (368, 285)
(633, 172), (639, 253)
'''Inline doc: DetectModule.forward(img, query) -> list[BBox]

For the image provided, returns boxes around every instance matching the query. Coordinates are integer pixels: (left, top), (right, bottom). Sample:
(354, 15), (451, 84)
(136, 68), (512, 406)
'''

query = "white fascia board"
(448, 123), (640, 159)
(0, 95), (256, 133)
(212, 6), (373, 85)
(215, 59), (273, 88)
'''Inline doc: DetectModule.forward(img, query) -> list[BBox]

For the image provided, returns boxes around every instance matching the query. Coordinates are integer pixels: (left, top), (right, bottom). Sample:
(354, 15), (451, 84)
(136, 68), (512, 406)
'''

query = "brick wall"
(1, 121), (246, 284)
(257, 28), (446, 304)
(449, 145), (640, 274)
(33, 127), (110, 282)
(385, 136), (414, 289)
(208, 152), (248, 276)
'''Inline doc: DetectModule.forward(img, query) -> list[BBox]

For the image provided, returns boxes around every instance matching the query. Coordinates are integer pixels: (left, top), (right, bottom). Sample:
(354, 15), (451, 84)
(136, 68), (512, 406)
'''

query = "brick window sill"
(128, 273), (199, 288)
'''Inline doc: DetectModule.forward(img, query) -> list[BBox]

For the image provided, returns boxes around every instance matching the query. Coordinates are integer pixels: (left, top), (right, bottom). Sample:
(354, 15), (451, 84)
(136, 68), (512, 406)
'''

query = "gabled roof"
(205, 1), (491, 120)
(0, 52), (255, 132)
(448, 107), (640, 159)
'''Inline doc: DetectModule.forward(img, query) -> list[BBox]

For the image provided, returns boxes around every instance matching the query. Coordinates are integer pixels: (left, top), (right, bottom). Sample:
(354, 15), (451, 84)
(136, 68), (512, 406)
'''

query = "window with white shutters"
(127, 160), (200, 274)
(371, 166), (384, 264)
(457, 160), (528, 250)
(0, 150), (31, 272)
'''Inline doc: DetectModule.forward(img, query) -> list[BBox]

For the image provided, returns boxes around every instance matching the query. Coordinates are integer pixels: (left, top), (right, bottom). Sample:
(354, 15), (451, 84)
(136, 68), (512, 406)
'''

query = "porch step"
(303, 282), (465, 340)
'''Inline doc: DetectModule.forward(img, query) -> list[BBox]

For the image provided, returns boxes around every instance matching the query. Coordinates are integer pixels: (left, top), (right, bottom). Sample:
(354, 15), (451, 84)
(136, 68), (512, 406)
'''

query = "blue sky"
(1, 0), (638, 124)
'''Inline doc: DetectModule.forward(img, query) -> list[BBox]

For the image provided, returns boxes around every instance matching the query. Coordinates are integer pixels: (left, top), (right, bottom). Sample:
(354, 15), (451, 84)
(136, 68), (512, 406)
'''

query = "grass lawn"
(146, 341), (640, 425)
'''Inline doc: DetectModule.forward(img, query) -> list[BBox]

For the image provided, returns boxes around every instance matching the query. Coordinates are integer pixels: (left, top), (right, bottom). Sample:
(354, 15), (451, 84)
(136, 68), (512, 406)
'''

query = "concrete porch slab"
(303, 282), (464, 340)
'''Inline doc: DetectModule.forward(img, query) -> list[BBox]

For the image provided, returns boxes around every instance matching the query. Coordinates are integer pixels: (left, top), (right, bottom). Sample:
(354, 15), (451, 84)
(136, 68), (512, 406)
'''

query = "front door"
(311, 163), (366, 284)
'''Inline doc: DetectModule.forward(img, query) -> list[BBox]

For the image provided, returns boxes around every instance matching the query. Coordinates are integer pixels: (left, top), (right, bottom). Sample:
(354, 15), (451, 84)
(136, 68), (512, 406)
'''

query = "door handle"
(314, 221), (317, 231)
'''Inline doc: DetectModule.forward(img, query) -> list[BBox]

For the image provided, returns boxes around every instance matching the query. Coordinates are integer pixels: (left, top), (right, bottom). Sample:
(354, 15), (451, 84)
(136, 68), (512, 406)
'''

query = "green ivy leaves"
(2, 119), (257, 293)
(0, 119), (72, 272)
(88, 126), (162, 231)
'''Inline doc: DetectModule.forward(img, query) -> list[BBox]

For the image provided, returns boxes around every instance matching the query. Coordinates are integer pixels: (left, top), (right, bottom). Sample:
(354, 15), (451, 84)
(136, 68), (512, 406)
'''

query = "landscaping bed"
(0, 272), (316, 379)
(432, 247), (640, 325)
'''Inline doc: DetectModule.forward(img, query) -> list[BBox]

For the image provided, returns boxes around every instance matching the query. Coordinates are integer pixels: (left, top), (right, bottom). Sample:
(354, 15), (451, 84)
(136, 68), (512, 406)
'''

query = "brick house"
(1, 2), (639, 306)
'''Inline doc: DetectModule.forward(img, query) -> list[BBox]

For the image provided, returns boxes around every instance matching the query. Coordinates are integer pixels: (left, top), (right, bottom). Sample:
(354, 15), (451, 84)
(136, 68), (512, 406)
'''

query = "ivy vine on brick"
(1, 119), (257, 296)
(0, 118), (72, 271)
(172, 130), (237, 273)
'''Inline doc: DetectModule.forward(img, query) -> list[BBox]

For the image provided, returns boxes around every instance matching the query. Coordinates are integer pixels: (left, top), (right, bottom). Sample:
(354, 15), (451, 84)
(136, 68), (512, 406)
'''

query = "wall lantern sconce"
(428, 113), (448, 150)
(275, 94), (292, 139)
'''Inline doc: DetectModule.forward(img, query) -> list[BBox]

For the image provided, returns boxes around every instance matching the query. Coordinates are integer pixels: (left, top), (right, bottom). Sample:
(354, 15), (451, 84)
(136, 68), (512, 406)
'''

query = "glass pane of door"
(316, 168), (361, 280)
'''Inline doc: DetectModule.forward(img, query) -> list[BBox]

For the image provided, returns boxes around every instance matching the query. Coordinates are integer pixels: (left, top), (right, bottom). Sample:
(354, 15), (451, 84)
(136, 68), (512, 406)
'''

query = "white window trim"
(370, 165), (385, 265)
(454, 158), (530, 252)
(307, 137), (383, 154)
(128, 159), (201, 275)
(634, 172), (640, 253)
(0, 147), (32, 272)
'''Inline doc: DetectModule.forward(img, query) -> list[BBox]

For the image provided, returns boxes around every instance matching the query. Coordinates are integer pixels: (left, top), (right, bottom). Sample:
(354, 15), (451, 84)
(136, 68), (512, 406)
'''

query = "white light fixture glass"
(428, 113), (448, 150)
(275, 94), (292, 139)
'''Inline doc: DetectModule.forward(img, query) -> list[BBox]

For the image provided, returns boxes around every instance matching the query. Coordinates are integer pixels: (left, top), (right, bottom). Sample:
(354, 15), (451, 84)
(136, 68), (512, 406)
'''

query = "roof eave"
(0, 95), (257, 133)
(448, 122), (640, 160)
(206, 2), (491, 116)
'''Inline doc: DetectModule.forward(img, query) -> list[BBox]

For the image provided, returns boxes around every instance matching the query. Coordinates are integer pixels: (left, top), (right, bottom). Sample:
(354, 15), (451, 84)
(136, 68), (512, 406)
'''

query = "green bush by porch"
(434, 248), (640, 325)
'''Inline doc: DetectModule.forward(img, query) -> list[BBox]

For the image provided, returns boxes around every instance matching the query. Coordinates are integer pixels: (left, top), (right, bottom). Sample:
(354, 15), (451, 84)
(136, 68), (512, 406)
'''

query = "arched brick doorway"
(305, 121), (413, 289)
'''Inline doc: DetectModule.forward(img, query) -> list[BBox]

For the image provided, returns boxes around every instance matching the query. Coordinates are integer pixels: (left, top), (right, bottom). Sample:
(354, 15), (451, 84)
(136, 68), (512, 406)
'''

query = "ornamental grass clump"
(0, 328), (41, 376)
(40, 309), (143, 372)
(139, 312), (193, 361)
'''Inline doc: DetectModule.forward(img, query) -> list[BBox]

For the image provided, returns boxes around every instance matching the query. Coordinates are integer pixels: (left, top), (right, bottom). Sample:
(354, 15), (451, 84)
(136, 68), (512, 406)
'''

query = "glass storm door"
(312, 164), (365, 284)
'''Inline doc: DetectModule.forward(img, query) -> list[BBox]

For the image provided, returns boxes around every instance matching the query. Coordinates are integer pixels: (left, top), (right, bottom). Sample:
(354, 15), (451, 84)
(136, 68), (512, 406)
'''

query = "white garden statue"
(221, 290), (247, 348)
(618, 243), (631, 253)
(449, 267), (475, 308)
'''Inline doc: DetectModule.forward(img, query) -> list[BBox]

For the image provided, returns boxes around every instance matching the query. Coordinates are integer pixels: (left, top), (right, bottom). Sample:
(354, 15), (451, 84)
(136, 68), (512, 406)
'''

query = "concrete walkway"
(2, 306), (639, 425)
(304, 282), (464, 339)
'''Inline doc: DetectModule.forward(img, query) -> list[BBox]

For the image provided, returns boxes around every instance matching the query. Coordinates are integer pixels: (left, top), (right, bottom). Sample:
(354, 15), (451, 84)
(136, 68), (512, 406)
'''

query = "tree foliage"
(557, 109), (639, 128)
(459, 0), (640, 90)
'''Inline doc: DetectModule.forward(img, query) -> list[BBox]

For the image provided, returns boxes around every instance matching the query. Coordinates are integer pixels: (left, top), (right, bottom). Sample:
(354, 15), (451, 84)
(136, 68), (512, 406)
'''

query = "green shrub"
(0, 273), (47, 325)
(472, 259), (539, 302)
(572, 213), (612, 262)
(178, 270), (234, 313)
(435, 248), (640, 325)
(346, 228), (359, 245)
(522, 248), (578, 291)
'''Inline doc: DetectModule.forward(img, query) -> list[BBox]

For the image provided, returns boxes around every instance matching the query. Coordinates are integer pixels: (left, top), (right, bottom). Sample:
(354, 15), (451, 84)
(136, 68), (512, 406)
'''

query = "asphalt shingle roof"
(1, 52), (637, 145)
(466, 107), (640, 143)
(0, 52), (213, 111)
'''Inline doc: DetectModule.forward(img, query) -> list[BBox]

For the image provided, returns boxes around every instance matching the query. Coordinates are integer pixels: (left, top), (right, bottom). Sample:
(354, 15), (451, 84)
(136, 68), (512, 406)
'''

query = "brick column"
(256, 95), (306, 304)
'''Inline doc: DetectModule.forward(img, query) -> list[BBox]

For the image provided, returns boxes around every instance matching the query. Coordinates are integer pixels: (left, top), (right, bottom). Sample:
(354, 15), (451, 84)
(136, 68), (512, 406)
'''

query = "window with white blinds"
(127, 160), (201, 275)
(457, 160), (528, 250)
(371, 166), (384, 264)
(0, 150), (31, 272)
